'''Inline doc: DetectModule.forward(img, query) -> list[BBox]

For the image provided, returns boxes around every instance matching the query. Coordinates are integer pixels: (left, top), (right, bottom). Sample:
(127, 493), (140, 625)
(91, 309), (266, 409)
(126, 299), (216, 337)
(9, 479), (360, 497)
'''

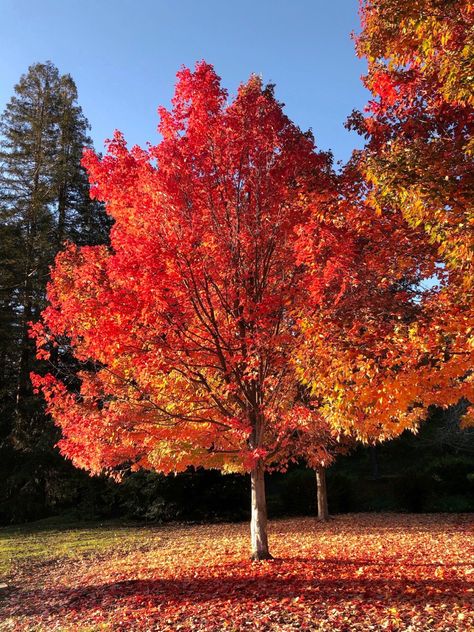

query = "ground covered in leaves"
(0, 514), (473, 631)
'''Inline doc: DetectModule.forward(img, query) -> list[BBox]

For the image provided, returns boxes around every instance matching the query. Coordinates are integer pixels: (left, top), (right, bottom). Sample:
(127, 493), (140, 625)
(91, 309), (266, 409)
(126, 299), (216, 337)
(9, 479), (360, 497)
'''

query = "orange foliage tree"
(294, 161), (442, 441)
(343, 0), (474, 425)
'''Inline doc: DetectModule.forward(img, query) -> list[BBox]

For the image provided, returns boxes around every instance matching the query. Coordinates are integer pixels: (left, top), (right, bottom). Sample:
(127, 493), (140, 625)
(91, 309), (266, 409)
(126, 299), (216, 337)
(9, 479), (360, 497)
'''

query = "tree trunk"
(316, 467), (329, 521)
(15, 130), (41, 424)
(250, 460), (272, 560)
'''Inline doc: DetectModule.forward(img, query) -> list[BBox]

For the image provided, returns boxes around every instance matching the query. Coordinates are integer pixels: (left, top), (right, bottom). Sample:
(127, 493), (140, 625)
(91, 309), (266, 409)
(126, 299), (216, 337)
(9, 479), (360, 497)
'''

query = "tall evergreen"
(54, 73), (111, 247)
(0, 61), (110, 520)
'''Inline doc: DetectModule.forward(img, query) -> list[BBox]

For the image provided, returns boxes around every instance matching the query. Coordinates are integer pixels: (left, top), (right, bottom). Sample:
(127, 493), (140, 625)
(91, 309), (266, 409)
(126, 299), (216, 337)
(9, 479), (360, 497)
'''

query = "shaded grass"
(0, 517), (159, 576)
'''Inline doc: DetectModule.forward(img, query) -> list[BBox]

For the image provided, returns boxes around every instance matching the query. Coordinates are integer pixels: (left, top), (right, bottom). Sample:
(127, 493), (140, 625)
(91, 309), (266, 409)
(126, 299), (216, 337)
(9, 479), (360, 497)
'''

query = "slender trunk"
(316, 467), (329, 521)
(15, 102), (44, 425)
(16, 299), (33, 403)
(250, 460), (272, 560)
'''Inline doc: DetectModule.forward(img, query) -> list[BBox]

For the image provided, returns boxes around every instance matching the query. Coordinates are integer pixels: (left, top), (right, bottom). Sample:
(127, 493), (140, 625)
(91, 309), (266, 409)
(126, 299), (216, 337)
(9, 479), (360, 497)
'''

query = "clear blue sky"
(0, 0), (368, 164)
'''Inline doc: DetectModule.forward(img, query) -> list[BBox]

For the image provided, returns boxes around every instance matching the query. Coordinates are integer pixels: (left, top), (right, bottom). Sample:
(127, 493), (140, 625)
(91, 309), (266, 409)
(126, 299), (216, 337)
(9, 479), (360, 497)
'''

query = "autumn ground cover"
(1, 514), (473, 631)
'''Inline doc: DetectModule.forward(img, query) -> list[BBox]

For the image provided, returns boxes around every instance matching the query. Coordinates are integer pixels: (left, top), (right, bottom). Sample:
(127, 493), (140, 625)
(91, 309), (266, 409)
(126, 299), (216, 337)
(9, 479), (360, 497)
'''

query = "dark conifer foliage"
(0, 62), (110, 520)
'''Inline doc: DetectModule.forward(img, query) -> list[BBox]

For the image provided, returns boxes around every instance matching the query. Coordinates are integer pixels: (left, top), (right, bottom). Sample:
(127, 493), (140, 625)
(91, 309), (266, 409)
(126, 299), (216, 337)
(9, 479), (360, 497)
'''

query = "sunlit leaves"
(345, 0), (474, 431)
(32, 62), (342, 479)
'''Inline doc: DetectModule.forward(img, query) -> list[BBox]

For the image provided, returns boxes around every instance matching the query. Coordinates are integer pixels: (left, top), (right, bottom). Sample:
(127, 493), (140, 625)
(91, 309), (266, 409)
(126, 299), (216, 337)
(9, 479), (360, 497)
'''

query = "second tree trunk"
(316, 467), (329, 521)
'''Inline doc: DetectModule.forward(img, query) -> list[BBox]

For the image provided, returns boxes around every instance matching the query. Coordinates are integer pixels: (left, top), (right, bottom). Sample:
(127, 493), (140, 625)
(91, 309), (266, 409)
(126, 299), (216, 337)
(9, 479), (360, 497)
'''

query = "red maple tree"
(32, 63), (342, 558)
(31, 62), (439, 558)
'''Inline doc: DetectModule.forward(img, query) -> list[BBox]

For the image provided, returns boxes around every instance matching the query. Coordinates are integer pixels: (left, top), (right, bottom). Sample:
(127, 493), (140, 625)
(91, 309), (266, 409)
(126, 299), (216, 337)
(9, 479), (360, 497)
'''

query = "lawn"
(1, 514), (473, 631)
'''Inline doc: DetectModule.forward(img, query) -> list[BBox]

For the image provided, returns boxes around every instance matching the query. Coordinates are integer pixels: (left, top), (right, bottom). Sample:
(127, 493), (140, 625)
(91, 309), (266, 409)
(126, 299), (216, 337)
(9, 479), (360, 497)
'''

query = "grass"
(0, 517), (153, 576)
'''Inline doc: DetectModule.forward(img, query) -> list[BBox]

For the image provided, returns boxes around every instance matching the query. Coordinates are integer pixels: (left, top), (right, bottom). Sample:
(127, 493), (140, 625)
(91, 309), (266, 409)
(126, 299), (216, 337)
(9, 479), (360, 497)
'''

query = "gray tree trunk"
(250, 460), (272, 560)
(316, 467), (329, 521)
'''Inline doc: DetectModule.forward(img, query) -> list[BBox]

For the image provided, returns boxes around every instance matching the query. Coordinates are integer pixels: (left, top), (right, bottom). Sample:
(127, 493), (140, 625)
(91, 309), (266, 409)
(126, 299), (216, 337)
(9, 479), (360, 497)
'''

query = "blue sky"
(0, 0), (368, 164)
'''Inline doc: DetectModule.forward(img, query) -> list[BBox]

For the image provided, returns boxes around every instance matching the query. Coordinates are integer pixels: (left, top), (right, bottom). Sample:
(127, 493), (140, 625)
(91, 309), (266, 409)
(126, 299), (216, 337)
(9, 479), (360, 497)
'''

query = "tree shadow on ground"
(6, 559), (472, 619)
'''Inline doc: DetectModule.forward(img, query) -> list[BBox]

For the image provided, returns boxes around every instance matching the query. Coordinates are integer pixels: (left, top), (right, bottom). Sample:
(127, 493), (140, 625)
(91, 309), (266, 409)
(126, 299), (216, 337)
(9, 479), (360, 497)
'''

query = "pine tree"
(0, 61), (58, 444)
(54, 73), (110, 248)
(0, 61), (110, 521)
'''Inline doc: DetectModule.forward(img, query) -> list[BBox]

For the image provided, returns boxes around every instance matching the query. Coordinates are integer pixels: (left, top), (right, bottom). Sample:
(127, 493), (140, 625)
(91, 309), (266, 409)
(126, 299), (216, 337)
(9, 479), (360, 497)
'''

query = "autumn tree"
(33, 63), (343, 558)
(33, 61), (454, 557)
(290, 1), (474, 507)
(286, 2), (474, 517)
(294, 420), (353, 522)
(277, 384), (354, 521)
(345, 0), (474, 422)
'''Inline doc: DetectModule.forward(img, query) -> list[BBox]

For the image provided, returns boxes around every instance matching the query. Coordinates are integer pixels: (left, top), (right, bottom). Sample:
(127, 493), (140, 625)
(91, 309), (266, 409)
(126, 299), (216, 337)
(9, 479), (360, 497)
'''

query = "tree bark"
(16, 114), (43, 422)
(316, 467), (329, 521)
(250, 460), (272, 560)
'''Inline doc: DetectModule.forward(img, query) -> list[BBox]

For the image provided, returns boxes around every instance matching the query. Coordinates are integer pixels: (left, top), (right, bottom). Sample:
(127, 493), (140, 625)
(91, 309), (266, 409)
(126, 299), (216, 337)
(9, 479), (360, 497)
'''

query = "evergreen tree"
(0, 62), (58, 443)
(0, 61), (110, 521)
(54, 73), (110, 247)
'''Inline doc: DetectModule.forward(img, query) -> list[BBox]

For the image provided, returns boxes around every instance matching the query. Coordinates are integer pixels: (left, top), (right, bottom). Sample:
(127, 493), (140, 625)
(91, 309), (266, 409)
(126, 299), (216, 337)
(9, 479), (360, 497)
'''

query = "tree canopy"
(31, 58), (464, 557)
